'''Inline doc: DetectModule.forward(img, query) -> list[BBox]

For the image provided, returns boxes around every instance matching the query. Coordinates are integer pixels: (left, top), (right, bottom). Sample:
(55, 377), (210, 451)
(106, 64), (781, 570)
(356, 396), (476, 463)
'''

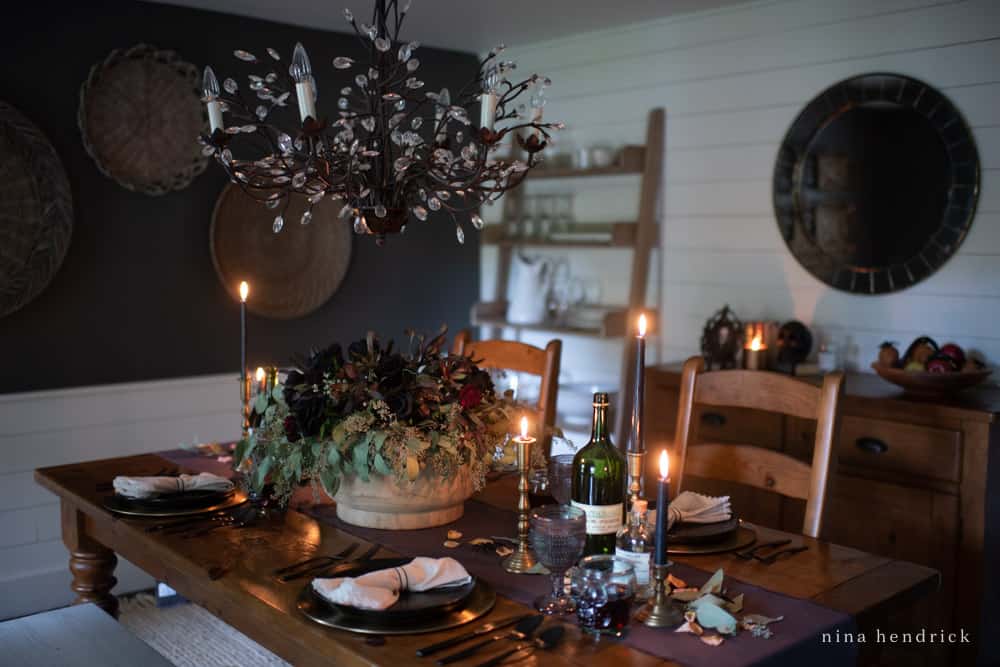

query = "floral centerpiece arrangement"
(236, 327), (515, 529)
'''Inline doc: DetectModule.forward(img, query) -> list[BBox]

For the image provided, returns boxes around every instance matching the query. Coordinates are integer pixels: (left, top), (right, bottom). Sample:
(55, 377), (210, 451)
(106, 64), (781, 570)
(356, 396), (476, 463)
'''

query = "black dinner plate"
(311, 557), (476, 620)
(131, 488), (232, 508)
(668, 515), (740, 545)
(119, 487), (233, 511)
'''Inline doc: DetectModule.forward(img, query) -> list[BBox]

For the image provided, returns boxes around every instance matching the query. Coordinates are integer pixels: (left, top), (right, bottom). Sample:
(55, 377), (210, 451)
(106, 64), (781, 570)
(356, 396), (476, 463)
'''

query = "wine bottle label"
(615, 548), (651, 585)
(571, 501), (623, 535)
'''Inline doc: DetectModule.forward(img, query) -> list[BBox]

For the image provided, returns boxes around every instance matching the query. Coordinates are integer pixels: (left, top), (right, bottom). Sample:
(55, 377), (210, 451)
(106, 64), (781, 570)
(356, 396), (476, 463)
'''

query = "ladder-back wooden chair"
(452, 330), (561, 457)
(673, 356), (845, 538)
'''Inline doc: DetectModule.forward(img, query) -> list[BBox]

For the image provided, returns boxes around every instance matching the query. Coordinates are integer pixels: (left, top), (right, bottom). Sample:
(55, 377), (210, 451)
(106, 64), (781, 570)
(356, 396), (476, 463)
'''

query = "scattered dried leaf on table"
(698, 568), (725, 596)
(689, 594), (728, 609)
(496, 546), (513, 557)
(667, 573), (687, 589)
(742, 614), (783, 627)
(670, 588), (702, 602)
(675, 620), (704, 635)
(443, 540), (460, 548)
(469, 537), (493, 545)
(723, 593), (744, 614)
(447, 530), (463, 540)
(700, 634), (725, 646)
(694, 601), (738, 635)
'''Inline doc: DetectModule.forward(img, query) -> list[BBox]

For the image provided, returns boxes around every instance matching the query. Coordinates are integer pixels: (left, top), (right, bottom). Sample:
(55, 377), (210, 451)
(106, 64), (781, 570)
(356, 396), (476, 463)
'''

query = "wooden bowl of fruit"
(871, 337), (991, 397)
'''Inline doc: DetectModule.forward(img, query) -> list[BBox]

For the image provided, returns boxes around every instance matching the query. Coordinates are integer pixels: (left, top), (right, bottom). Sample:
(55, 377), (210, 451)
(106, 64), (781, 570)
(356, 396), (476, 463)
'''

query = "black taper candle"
(628, 322), (645, 454)
(654, 452), (670, 566)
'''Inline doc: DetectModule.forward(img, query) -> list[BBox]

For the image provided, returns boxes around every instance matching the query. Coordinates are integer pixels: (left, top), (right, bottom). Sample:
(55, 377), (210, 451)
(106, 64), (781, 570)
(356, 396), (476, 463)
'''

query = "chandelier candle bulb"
(479, 91), (497, 132)
(653, 450), (670, 566)
(290, 42), (318, 122)
(202, 66), (224, 133)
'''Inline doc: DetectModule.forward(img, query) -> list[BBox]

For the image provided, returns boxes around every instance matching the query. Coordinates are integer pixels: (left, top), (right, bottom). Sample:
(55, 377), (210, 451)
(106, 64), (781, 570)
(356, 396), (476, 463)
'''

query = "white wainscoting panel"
(0, 373), (239, 619)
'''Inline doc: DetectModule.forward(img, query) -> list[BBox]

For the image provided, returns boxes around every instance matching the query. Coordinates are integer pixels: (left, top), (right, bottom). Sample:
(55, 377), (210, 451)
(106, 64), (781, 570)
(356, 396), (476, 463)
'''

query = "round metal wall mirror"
(773, 73), (979, 294)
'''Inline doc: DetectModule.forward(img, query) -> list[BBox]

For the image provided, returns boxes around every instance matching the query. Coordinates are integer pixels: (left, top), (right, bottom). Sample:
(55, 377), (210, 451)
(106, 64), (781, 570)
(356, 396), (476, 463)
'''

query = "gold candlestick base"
(503, 434), (539, 574)
(636, 563), (685, 628)
(627, 451), (646, 508)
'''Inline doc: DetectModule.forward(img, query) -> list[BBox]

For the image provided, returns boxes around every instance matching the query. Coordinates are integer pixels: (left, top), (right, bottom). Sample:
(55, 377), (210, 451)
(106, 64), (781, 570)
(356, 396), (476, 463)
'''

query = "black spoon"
(473, 625), (565, 667)
(437, 615), (543, 665)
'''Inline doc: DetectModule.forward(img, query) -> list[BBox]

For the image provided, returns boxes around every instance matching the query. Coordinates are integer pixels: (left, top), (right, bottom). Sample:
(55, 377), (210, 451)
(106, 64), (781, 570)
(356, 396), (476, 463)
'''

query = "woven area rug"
(118, 592), (289, 667)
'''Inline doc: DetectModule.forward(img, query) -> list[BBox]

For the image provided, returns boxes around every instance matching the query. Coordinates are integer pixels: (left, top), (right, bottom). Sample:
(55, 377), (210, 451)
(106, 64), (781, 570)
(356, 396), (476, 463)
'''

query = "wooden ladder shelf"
(473, 107), (665, 443)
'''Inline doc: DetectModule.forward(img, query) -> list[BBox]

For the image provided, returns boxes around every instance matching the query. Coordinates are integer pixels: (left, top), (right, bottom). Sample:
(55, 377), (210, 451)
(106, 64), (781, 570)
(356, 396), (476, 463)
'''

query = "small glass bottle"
(615, 498), (653, 599)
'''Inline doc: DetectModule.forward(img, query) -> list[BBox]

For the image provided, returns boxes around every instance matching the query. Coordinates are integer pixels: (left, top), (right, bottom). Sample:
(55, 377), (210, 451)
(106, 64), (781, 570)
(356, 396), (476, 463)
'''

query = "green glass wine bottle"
(571, 392), (626, 556)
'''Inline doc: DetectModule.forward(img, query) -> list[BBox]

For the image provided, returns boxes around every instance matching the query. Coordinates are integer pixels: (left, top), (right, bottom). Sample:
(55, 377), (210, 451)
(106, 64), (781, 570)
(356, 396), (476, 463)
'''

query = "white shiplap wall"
(482, 0), (1000, 388)
(0, 374), (239, 619)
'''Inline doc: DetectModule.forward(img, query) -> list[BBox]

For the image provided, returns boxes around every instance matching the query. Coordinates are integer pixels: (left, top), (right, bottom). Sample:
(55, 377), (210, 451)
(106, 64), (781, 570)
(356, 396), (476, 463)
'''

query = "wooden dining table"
(35, 451), (939, 667)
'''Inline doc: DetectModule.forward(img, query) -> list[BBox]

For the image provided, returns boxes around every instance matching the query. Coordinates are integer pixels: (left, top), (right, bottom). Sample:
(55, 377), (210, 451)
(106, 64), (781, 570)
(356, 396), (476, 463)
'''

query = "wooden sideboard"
(644, 364), (998, 667)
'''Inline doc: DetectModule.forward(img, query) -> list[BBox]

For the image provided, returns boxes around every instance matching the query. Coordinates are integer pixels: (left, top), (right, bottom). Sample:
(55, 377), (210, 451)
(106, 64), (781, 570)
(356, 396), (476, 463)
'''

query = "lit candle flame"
(255, 367), (265, 383)
(638, 313), (647, 338)
(239, 281), (249, 302)
(520, 416), (529, 440)
(749, 334), (763, 352)
(659, 449), (670, 479)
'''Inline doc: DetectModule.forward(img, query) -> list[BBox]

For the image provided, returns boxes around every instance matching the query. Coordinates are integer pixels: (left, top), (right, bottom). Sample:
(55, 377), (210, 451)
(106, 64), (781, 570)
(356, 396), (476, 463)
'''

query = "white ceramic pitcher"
(507, 253), (553, 324)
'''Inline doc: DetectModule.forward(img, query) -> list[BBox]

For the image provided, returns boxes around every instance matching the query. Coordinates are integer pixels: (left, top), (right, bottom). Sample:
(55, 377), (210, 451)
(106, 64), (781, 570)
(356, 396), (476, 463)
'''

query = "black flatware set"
(415, 614), (564, 667)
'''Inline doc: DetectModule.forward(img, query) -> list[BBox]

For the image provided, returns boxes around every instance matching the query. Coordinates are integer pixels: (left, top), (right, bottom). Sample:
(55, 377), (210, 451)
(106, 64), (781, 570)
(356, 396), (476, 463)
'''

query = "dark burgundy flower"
(459, 385), (483, 409)
(283, 415), (301, 442)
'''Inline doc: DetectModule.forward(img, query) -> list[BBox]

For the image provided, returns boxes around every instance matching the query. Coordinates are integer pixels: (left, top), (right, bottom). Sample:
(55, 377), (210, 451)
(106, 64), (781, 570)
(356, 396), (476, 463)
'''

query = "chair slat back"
(673, 356), (844, 538)
(452, 330), (562, 456)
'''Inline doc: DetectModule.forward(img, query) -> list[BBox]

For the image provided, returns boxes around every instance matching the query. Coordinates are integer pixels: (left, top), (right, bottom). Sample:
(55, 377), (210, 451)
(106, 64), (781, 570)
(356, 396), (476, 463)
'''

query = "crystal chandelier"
(200, 0), (562, 245)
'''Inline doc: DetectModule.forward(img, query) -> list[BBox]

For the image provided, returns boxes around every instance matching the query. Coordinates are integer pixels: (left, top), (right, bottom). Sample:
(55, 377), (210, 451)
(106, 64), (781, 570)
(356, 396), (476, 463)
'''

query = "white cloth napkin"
(112, 472), (234, 499)
(661, 491), (732, 530)
(312, 557), (472, 611)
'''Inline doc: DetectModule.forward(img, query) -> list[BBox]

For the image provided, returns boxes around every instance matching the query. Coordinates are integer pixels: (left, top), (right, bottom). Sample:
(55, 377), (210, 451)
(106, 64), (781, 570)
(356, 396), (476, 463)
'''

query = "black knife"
(415, 614), (532, 657)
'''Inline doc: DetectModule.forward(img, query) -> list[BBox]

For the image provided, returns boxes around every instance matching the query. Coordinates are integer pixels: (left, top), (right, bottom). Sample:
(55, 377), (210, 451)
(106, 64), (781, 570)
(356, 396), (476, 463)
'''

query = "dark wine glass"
(571, 555), (637, 638)
(530, 504), (586, 615)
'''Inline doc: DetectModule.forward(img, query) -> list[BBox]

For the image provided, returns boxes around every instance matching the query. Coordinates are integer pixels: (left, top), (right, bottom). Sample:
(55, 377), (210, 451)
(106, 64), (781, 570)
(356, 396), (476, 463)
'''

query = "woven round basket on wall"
(0, 102), (73, 318)
(210, 184), (353, 320)
(78, 44), (208, 196)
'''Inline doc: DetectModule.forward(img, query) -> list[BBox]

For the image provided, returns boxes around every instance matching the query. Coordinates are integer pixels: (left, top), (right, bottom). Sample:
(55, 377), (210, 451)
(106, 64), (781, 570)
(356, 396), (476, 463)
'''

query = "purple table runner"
(162, 448), (856, 666)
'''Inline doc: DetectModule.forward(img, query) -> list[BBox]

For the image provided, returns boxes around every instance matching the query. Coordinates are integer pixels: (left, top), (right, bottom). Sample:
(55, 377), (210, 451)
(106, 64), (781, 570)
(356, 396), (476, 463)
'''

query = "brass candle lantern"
(636, 563), (685, 627)
(503, 417), (539, 574)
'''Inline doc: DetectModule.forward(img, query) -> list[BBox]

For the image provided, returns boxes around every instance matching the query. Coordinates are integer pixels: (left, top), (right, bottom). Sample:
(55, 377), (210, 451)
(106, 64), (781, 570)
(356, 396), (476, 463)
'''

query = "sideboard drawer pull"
(701, 412), (727, 427)
(855, 437), (889, 455)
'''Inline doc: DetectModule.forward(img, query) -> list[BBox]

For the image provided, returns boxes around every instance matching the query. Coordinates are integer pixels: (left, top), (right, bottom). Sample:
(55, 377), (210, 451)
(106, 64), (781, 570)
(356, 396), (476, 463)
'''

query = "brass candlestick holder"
(627, 450), (645, 508)
(240, 372), (251, 439)
(503, 434), (539, 574)
(636, 563), (685, 628)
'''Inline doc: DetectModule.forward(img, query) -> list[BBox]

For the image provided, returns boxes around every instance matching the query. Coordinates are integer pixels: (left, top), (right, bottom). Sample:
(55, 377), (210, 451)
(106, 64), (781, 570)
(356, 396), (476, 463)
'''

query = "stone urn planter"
(333, 466), (474, 530)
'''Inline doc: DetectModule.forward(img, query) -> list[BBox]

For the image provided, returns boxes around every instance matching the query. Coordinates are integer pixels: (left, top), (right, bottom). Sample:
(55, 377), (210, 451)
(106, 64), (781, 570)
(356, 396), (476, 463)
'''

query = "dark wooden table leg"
(61, 501), (119, 617)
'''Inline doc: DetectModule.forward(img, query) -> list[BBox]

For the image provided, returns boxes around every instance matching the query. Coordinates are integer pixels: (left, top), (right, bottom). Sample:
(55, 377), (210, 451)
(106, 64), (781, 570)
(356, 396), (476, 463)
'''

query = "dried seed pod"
(447, 530), (463, 540)
(443, 540), (460, 548)
(700, 635), (725, 646)
(496, 546), (514, 557)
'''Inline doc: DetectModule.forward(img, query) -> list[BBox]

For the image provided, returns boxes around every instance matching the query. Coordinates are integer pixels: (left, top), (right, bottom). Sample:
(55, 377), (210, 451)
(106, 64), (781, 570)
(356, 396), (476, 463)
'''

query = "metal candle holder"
(240, 373), (251, 439)
(503, 434), (539, 574)
(627, 451), (645, 509)
(636, 563), (685, 628)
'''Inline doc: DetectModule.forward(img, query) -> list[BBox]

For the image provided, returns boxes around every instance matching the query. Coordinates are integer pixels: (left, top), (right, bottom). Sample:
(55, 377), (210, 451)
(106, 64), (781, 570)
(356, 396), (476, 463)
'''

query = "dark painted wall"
(0, 2), (479, 394)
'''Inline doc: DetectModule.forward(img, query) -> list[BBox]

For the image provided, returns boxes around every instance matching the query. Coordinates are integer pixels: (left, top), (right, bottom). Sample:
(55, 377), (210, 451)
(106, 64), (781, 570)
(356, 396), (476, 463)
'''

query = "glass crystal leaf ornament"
(273, 215), (284, 233)
(201, 0), (562, 245)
